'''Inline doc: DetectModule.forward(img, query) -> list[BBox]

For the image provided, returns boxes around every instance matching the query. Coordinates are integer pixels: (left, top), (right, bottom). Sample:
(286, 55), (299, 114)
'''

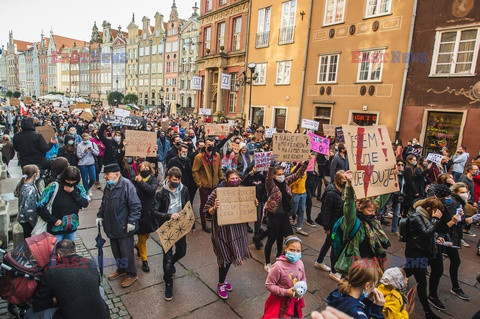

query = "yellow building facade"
(245, 0), (311, 131)
(301, 0), (416, 139)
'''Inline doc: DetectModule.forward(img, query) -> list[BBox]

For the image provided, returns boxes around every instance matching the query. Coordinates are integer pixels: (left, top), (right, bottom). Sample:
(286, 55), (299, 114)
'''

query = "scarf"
(357, 212), (391, 259)
(274, 179), (292, 212)
(416, 206), (431, 227)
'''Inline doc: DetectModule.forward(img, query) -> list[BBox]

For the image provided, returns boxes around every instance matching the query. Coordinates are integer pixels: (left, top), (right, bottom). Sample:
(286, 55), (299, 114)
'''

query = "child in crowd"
(378, 267), (409, 319)
(15, 164), (40, 238)
(261, 235), (306, 319)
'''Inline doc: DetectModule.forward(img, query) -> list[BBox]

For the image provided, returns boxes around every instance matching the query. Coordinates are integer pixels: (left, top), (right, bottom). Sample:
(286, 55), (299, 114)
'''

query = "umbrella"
(95, 224), (107, 278)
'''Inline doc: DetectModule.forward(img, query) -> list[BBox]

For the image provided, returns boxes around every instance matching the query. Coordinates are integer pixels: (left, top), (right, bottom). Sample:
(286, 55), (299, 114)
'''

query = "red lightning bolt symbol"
(356, 127), (374, 198)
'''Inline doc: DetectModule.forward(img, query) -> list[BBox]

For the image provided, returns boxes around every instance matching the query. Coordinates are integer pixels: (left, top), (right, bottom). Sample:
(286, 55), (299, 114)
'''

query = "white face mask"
(459, 193), (469, 202)
(275, 175), (285, 183)
(114, 136), (121, 143)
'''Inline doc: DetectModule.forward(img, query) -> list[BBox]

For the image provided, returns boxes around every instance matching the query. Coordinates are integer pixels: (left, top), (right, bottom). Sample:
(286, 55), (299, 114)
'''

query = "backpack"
(331, 216), (361, 257)
(399, 216), (412, 242)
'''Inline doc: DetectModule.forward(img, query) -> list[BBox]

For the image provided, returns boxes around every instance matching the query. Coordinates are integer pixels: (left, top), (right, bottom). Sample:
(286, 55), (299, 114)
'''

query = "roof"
(52, 35), (86, 50)
(14, 40), (33, 52)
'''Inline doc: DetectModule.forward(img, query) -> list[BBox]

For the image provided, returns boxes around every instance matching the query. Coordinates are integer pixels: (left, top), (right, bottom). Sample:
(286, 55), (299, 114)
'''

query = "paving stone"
(176, 300), (241, 319)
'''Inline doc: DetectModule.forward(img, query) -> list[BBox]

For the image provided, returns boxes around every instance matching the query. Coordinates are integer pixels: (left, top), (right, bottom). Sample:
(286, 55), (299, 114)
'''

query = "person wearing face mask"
(165, 135), (183, 165)
(334, 170), (392, 277)
(262, 236), (306, 319)
(402, 154), (419, 217)
(98, 122), (125, 168)
(315, 170), (346, 282)
(452, 145), (469, 182)
(167, 144), (197, 206)
(377, 267), (409, 319)
(96, 163), (141, 288)
(157, 130), (171, 183)
(68, 127), (82, 144)
(204, 170), (257, 300)
(58, 135), (79, 167)
(413, 157), (430, 199)
(154, 167), (191, 300)
(459, 163), (479, 237)
(263, 159), (309, 273)
(329, 143), (349, 181)
(122, 156), (139, 180)
(133, 162), (159, 273)
(192, 137), (224, 233)
(326, 259), (384, 319)
(77, 133), (99, 198)
(90, 129), (106, 190)
(15, 165), (41, 238)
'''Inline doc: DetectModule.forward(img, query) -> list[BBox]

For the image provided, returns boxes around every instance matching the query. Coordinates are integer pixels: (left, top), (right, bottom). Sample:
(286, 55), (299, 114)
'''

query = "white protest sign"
(192, 76), (202, 90)
(199, 108), (212, 116)
(114, 108), (130, 118)
(301, 119), (320, 131)
(221, 73), (231, 90)
(426, 153), (443, 165)
(265, 128), (276, 138)
(342, 125), (399, 199)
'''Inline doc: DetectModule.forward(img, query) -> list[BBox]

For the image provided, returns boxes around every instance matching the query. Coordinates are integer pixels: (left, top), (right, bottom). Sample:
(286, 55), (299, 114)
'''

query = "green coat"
(334, 186), (390, 275)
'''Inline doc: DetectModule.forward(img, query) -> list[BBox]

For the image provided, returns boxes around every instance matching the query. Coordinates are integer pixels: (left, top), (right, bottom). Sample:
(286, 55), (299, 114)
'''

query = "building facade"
(164, 1), (183, 112)
(150, 12), (166, 106)
(32, 43), (40, 98)
(398, 0), (480, 155)
(89, 22), (102, 102)
(126, 17), (140, 97)
(112, 29), (127, 96)
(38, 33), (48, 96)
(0, 51), (7, 94)
(138, 16), (154, 106)
(197, 0), (249, 120)
(299, 0), (416, 138)
(18, 52), (27, 96)
(79, 43), (90, 99)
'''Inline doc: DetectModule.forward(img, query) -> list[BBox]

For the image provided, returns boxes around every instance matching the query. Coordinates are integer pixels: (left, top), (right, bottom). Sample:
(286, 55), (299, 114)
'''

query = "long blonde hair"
(339, 259), (383, 295)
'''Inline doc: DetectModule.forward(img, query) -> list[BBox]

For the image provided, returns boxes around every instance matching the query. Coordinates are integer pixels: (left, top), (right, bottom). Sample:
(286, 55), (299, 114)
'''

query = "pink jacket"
(91, 138), (106, 157)
(265, 255), (306, 297)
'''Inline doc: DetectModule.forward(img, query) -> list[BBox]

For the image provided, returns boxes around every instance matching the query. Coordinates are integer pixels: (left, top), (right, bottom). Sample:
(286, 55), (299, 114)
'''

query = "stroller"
(0, 232), (57, 318)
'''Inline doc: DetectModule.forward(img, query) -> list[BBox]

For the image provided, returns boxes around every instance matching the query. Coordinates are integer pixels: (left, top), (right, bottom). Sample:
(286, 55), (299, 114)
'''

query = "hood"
(163, 180), (184, 193)
(325, 183), (342, 195)
(326, 289), (364, 314)
(21, 117), (36, 131)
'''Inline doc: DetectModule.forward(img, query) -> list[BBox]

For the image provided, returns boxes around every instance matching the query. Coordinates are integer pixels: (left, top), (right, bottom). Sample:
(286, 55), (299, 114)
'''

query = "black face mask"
(140, 170), (150, 178)
(63, 182), (77, 188)
(207, 146), (214, 153)
(170, 181), (180, 189)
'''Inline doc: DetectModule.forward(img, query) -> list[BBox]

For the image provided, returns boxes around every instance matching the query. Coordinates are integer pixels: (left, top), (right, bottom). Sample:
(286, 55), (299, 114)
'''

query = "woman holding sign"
(204, 169), (256, 300)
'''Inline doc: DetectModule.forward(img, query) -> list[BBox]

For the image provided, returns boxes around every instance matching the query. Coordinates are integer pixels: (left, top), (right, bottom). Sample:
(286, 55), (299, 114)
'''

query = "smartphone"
(455, 207), (462, 224)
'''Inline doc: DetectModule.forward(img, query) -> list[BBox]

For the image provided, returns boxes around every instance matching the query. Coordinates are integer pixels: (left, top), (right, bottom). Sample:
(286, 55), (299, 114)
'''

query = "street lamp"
(237, 62), (257, 125)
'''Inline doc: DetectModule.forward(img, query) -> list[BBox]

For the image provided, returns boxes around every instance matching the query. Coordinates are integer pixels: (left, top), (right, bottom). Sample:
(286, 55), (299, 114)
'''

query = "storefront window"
(251, 107), (264, 126)
(351, 112), (378, 126)
(424, 111), (464, 156)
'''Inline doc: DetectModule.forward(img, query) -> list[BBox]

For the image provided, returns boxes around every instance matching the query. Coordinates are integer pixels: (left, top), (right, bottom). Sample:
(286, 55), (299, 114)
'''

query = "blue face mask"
(412, 161), (417, 166)
(361, 292), (368, 299)
(444, 197), (452, 205)
(106, 180), (115, 186)
(285, 251), (301, 263)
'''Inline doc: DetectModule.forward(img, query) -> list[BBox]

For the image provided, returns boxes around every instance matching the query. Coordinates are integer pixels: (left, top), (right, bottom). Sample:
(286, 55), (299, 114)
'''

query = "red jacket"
(473, 174), (480, 203)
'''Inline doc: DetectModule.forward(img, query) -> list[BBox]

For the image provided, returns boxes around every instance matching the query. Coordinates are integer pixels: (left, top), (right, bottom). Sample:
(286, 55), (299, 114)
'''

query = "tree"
(108, 91), (124, 106)
(123, 93), (138, 104)
(6, 91), (12, 98)
(12, 91), (21, 99)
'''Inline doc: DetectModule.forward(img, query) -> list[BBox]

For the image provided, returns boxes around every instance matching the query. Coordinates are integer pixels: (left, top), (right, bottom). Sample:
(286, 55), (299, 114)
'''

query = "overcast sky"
(0, 0), (198, 48)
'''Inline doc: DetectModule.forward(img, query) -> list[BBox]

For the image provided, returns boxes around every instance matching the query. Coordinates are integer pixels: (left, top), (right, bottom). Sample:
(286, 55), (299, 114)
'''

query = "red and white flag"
(20, 101), (28, 116)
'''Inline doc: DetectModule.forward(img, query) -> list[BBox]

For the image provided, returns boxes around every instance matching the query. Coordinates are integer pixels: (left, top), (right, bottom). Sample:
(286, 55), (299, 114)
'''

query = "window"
(357, 49), (385, 82)
(365, 0), (391, 18)
(204, 27), (211, 52)
(254, 63), (267, 85)
(229, 73), (237, 113)
(145, 46), (150, 56)
(324, 0), (345, 25)
(158, 62), (163, 74)
(152, 45), (157, 55)
(173, 61), (177, 72)
(279, 0), (296, 44)
(166, 42), (172, 53)
(139, 64), (144, 74)
(172, 41), (179, 52)
(276, 60), (291, 85)
(145, 64), (150, 74)
(158, 44), (164, 54)
(217, 22), (225, 51)
(313, 105), (332, 135)
(431, 28), (480, 76)
(166, 62), (171, 73)
(139, 47), (144, 57)
(317, 54), (339, 83)
(256, 7), (271, 48)
(232, 17), (242, 51)
(220, 0), (226, 5)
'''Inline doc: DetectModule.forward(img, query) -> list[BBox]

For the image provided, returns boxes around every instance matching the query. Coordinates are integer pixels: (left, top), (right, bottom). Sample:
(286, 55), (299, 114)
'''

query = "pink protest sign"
(308, 131), (330, 155)
(306, 157), (316, 172)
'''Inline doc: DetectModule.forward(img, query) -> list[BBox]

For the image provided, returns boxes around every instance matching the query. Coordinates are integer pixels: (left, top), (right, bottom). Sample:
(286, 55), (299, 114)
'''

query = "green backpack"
(331, 217), (361, 257)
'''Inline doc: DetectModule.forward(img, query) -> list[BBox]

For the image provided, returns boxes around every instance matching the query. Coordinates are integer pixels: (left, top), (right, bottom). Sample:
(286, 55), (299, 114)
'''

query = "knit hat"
(434, 184), (451, 198)
(104, 163), (121, 173)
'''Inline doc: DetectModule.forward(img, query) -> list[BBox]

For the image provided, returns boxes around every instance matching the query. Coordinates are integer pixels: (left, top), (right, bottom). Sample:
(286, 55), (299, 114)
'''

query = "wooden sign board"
(124, 130), (157, 157)
(322, 124), (336, 137)
(217, 187), (257, 226)
(80, 110), (93, 121)
(272, 133), (311, 162)
(157, 202), (195, 252)
(36, 126), (55, 143)
(204, 124), (229, 136)
(342, 125), (398, 199)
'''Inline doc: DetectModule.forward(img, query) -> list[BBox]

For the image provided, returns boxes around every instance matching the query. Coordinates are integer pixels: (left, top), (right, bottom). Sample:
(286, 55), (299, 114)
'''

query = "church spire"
(169, 0), (178, 21)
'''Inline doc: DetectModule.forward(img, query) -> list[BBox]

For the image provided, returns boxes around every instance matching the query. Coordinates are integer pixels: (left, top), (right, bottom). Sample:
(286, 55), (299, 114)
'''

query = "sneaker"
(253, 235), (263, 250)
(142, 261), (150, 273)
(306, 220), (317, 228)
(107, 271), (126, 281)
(86, 195), (92, 202)
(463, 230), (476, 237)
(428, 296), (446, 311)
(296, 228), (309, 236)
(217, 283), (228, 300)
(121, 275), (138, 288)
(88, 190), (93, 197)
(450, 288), (470, 301)
(223, 280), (233, 292)
(165, 283), (173, 301)
(264, 263), (272, 273)
(329, 272), (342, 283)
(461, 239), (470, 247)
(314, 262), (331, 272)
(94, 181), (101, 189)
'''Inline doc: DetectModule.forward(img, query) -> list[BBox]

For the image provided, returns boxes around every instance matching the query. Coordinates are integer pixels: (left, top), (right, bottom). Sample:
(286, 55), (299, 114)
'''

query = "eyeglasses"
(257, 130), (264, 133)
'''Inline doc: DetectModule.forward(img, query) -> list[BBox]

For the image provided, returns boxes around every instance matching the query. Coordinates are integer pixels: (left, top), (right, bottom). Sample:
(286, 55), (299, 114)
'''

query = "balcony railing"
(256, 31), (270, 48)
(278, 26), (295, 45)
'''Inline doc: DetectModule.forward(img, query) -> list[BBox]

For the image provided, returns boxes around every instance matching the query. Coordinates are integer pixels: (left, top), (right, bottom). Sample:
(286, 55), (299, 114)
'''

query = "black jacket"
(13, 118), (54, 169)
(316, 153), (329, 178)
(165, 146), (179, 165)
(154, 184), (190, 226)
(243, 169), (267, 203)
(329, 153), (349, 180)
(438, 194), (465, 247)
(99, 123), (124, 166)
(134, 175), (159, 234)
(321, 184), (344, 231)
(32, 255), (109, 319)
(97, 176), (141, 238)
(167, 156), (196, 191)
(406, 210), (441, 257)
(403, 167), (417, 202)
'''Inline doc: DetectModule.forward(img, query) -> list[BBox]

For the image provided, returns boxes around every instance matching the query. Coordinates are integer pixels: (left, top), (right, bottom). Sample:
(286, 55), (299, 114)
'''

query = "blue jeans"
(292, 193), (307, 229)
(453, 171), (462, 182)
(79, 164), (96, 191)
(54, 231), (76, 243)
(390, 201), (401, 232)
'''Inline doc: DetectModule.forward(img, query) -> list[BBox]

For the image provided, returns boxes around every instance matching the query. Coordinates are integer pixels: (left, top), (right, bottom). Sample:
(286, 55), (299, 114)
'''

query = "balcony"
(256, 31), (270, 48)
(278, 26), (295, 45)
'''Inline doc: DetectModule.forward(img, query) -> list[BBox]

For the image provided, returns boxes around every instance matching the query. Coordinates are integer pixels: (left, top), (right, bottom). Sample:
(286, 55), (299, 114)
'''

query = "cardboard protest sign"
(102, 115), (146, 127)
(24, 97), (33, 106)
(157, 202), (195, 252)
(36, 126), (55, 143)
(75, 103), (91, 109)
(265, 128), (276, 138)
(80, 110), (93, 121)
(217, 187), (257, 226)
(114, 108), (130, 118)
(406, 284), (418, 315)
(181, 120), (189, 128)
(426, 153), (443, 165)
(308, 131), (330, 155)
(272, 133), (311, 162)
(205, 124), (229, 136)
(254, 151), (272, 171)
(230, 143), (240, 153)
(335, 127), (345, 143)
(323, 124), (336, 137)
(301, 119), (320, 131)
(199, 108), (212, 116)
(307, 157), (316, 172)
(342, 125), (399, 199)
(10, 99), (20, 107)
(125, 130), (157, 157)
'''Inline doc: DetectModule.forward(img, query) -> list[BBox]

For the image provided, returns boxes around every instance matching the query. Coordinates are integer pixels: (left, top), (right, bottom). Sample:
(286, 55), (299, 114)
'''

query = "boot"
(142, 261), (150, 273)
